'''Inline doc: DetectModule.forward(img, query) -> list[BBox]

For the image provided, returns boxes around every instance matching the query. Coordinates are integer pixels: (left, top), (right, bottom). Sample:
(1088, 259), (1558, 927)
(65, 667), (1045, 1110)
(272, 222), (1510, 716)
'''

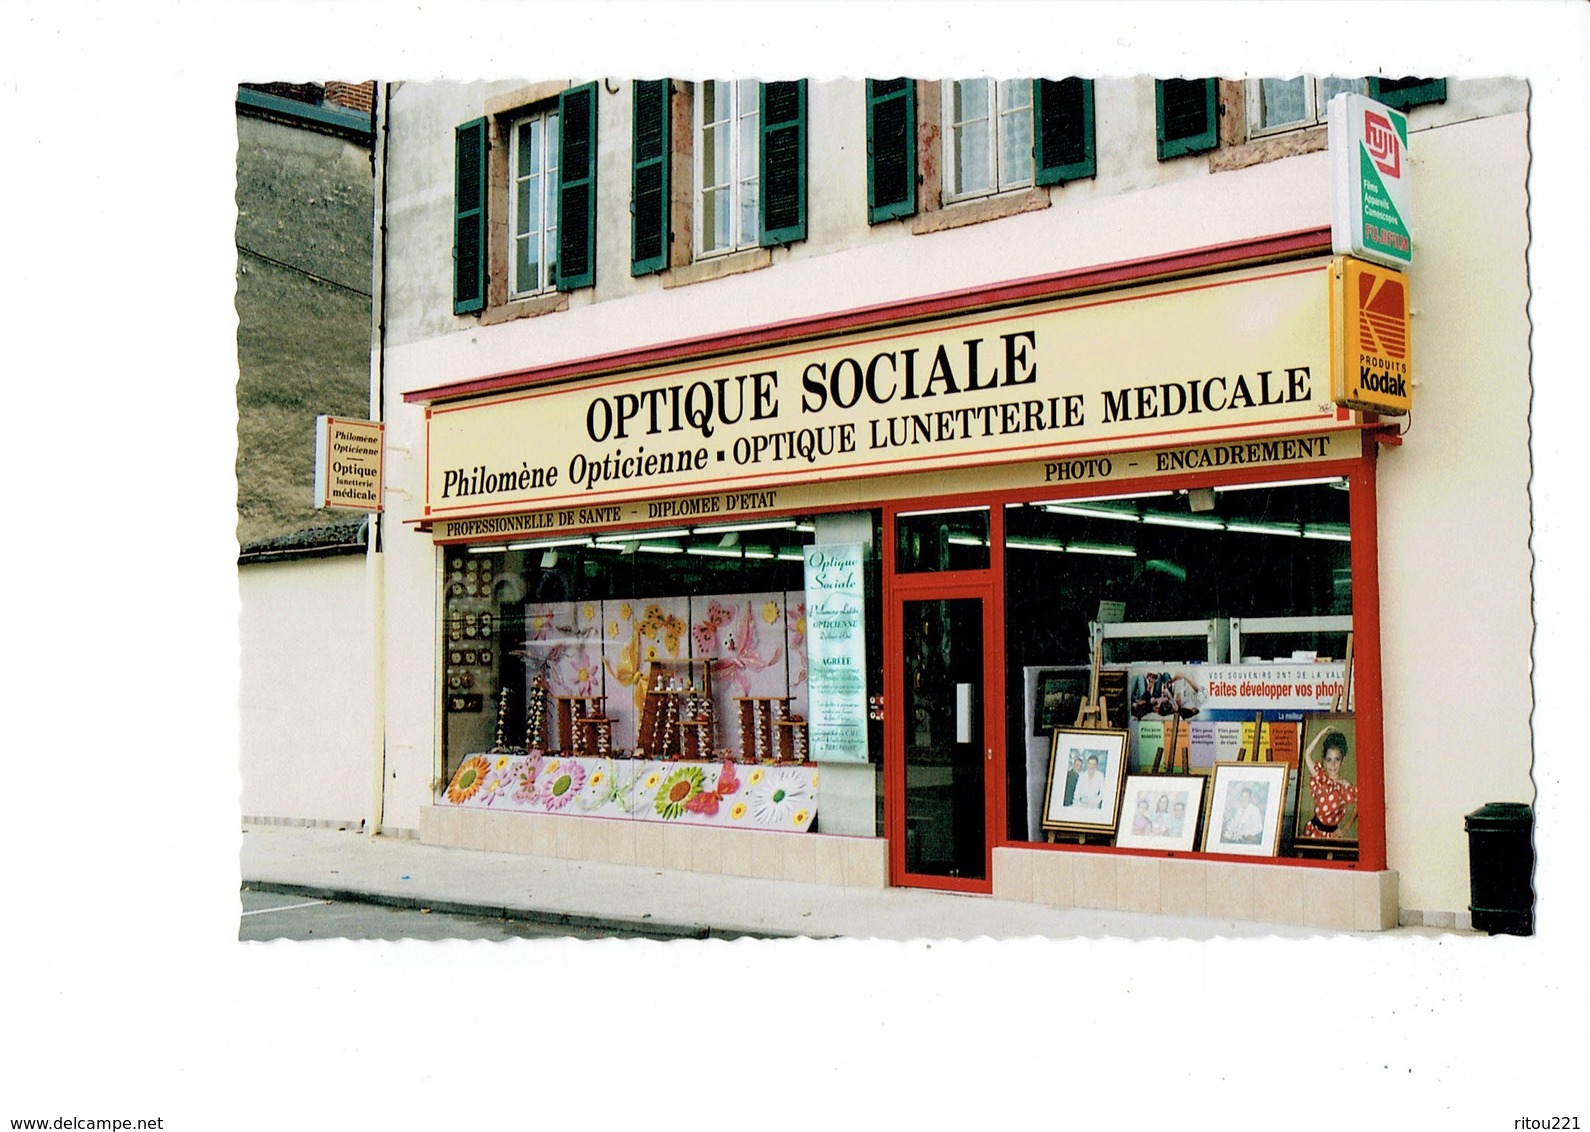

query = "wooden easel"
(1331, 634), (1355, 713)
(1073, 634), (1109, 729)
(1049, 636), (1113, 844)
(1237, 711), (1266, 762)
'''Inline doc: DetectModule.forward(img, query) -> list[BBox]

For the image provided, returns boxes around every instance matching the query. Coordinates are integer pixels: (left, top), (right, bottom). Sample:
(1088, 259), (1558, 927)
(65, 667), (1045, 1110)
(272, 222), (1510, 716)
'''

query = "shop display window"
(1005, 477), (1359, 859)
(438, 514), (883, 791)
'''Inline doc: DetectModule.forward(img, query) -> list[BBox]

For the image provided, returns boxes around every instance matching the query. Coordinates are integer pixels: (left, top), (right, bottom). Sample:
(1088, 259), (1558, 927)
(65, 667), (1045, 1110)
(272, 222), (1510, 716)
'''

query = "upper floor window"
(508, 109), (559, 297)
(944, 79), (1034, 201)
(696, 79), (760, 255)
(1248, 76), (1363, 138)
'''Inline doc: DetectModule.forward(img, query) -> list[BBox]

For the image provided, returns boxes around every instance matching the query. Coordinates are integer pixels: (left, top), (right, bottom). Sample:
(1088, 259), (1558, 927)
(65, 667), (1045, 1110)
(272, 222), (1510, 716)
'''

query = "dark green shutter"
(631, 79), (671, 276)
(866, 78), (916, 223)
(760, 80), (807, 247)
(1034, 78), (1095, 185)
(452, 117), (488, 315)
(1156, 78), (1219, 160)
(1368, 76), (1447, 112)
(556, 82), (598, 291)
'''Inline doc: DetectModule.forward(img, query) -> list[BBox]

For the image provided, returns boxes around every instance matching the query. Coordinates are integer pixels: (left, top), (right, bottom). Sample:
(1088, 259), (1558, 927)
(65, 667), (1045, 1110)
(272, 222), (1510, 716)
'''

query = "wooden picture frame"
(1032, 667), (1090, 737)
(1115, 774), (1206, 852)
(1293, 716), (1360, 852)
(1042, 728), (1129, 834)
(1202, 761), (1288, 856)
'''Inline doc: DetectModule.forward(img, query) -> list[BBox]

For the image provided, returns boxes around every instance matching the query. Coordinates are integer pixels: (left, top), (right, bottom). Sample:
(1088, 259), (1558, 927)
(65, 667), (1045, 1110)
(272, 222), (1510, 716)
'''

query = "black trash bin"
(1464, 802), (1534, 936)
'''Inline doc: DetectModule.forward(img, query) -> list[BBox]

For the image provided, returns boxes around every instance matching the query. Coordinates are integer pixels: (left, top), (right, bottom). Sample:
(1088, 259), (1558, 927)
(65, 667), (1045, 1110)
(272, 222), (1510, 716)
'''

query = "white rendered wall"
(1375, 111), (1534, 917)
(239, 555), (375, 826)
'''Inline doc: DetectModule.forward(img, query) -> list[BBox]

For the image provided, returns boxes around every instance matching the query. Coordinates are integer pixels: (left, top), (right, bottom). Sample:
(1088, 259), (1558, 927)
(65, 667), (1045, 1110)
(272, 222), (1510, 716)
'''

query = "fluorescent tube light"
(1302, 526), (1352, 541)
(690, 520), (797, 535)
(505, 536), (593, 550)
(1064, 543), (1138, 558)
(1214, 477), (1345, 492)
(1225, 521), (1303, 537)
(1042, 504), (1141, 522)
(1141, 514), (1225, 530)
(593, 527), (691, 543)
(635, 543), (683, 555)
(896, 505), (990, 518)
(1034, 490), (1172, 506)
(686, 546), (745, 558)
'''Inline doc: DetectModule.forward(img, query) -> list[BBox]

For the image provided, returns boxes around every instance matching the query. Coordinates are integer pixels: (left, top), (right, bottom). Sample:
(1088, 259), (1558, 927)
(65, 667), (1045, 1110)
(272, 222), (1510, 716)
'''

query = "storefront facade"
(370, 77), (1531, 930)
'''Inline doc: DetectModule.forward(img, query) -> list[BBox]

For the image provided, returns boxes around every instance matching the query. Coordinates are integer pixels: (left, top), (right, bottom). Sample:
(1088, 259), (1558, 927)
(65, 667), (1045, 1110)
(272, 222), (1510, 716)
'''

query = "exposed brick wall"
(324, 81), (375, 114)
(240, 80), (374, 114)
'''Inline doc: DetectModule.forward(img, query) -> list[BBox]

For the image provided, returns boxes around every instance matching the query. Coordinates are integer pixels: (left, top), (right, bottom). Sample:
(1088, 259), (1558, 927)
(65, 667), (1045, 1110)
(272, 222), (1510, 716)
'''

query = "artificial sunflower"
(446, 756), (492, 804)
(653, 765), (707, 820)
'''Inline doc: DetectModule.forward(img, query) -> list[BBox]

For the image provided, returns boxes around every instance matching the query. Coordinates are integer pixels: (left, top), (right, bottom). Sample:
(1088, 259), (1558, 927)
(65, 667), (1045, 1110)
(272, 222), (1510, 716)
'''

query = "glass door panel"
(901, 597), (986, 880)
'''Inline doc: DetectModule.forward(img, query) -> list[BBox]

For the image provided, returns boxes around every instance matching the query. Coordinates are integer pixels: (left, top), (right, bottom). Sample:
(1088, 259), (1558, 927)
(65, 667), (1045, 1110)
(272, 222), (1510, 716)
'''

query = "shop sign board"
(422, 259), (1354, 520)
(314, 416), (384, 512)
(803, 542), (869, 763)
(428, 429), (1363, 543)
(1329, 256), (1412, 416)
(1329, 93), (1412, 269)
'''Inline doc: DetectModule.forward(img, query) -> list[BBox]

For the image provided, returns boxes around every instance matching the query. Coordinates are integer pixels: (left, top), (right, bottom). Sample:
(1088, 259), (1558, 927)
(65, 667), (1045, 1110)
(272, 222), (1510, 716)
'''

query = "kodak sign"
(1330, 256), (1411, 416)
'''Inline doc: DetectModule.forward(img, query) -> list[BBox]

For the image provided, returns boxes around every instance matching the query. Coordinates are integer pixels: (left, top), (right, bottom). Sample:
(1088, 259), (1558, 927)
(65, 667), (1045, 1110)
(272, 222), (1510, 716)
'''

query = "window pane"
(954, 78), (991, 123)
(897, 507), (991, 573)
(515, 234), (535, 293)
(703, 185), (729, 252)
(954, 119), (990, 196)
(1319, 76), (1362, 106)
(739, 175), (758, 247)
(702, 121), (723, 187)
(997, 81), (1034, 190)
(1260, 77), (1307, 128)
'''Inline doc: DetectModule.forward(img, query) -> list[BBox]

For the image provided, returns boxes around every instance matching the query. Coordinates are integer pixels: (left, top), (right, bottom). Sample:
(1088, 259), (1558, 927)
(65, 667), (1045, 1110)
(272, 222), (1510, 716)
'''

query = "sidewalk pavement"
(240, 823), (1461, 942)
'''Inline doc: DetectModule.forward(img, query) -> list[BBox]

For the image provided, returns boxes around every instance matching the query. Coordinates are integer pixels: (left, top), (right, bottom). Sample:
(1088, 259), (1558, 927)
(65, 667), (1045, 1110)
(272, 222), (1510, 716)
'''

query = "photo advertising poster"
(1127, 662), (1347, 771)
(803, 543), (869, 762)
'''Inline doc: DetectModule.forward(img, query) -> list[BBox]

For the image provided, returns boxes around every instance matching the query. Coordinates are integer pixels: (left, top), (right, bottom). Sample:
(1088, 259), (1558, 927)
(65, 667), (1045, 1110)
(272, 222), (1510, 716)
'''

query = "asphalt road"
(238, 886), (703, 941)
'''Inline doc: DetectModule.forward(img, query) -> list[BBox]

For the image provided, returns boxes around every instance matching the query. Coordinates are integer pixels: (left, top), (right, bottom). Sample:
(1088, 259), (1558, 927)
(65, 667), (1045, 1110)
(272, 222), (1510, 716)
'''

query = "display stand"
(737, 696), (808, 763)
(553, 695), (608, 756)
(637, 659), (715, 760)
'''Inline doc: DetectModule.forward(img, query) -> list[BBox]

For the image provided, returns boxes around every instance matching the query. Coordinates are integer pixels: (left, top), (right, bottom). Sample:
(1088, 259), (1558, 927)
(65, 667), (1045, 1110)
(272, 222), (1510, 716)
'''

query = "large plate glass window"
(696, 79), (760, 256)
(1003, 478), (1356, 859)
(437, 515), (883, 815)
(508, 108), (560, 297)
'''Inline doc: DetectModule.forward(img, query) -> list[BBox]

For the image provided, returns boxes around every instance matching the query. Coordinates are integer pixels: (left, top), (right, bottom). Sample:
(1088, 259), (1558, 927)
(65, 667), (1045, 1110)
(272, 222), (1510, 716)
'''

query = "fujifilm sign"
(1329, 92), (1413, 270)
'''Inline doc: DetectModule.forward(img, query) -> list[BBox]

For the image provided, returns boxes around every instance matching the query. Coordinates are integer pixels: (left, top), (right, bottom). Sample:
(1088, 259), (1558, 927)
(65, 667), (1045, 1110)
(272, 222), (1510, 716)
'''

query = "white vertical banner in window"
(802, 543), (869, 763)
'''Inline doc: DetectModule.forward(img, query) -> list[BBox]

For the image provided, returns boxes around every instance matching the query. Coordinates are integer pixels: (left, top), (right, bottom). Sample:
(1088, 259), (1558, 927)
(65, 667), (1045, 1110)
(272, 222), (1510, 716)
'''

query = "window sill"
(1211, 124), (1328, 173)
(911, 186), (1050, 236)
(479, 291), (570, 326)
(663, 246), (773, 289)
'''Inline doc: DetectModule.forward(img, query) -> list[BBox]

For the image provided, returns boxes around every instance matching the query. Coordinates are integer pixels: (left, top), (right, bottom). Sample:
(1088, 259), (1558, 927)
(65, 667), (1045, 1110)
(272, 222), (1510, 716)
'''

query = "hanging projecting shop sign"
(1329, 93), (1413, 269)
(1330, 256), (1413, 416)
(422, 258), (1356, 520)
(314, 415), (384, 512)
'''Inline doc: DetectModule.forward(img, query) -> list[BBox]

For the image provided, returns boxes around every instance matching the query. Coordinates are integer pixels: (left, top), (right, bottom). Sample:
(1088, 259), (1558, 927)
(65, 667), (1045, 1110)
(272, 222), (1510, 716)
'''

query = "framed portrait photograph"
(1042, 728), (1129, 834)
(1115, 774), (1206, 852)
(1202, 762), (1288, 857)
(1294, 716), (1359, 852)
(1031, 667), (1090, 737)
